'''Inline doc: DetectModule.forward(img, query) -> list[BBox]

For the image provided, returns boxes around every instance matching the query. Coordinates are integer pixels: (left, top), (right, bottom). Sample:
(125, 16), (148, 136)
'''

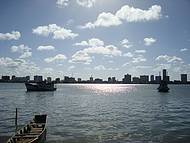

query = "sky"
(0, 0), (190, 80)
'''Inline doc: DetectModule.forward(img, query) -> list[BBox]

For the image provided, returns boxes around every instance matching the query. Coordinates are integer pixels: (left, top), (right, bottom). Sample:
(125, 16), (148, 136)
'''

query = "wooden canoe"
(7, 114), (47, 143)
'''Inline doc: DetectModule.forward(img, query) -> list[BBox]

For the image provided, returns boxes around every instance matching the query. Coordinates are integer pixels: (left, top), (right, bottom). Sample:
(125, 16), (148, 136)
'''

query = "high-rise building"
(163, 69), (167, 81)
(132, 77), (140, 84)
(150, 75), (154, 83)
(2, 76), (10, 81)
(122, 74), (131, 84)
(112, 77), (116, 83)
(155, 76), (161, 83)
(108, 77), (112, 83)
(140, 75), (149, 84)
(181, 74), (187, 83)
(90, 76), (93, 82)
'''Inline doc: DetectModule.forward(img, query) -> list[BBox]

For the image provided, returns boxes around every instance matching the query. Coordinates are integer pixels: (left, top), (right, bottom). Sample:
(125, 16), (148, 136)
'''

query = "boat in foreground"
(7, 114), (47, 143)
(25, 82), (56, 92)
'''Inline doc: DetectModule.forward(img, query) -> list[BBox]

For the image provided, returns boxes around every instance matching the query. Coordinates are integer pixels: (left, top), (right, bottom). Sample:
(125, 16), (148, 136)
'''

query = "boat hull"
(7, 114), (47, 143)
(25, 83), (56, 92)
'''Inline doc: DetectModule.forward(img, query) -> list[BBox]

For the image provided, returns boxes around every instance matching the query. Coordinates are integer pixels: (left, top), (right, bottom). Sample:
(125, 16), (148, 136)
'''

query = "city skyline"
(0, 0), (190, 80)
(0, 69), (189, 84)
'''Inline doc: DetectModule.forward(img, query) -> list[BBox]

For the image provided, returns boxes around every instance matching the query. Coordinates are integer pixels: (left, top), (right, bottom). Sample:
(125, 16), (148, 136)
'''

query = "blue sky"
(0, 0), (190, 80)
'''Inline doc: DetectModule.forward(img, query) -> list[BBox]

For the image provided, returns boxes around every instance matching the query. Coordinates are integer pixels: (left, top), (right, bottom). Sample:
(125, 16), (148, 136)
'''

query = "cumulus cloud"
(76, 0), (96, 8)
(56, 0), (69, 7)
(11, 44), (32, 59)
(144, 37), (156, 46)
(155, 55), (183, 63)
(180, 48), (188, 52)
(37, 45), (55, 51)
(123, 52), (133, 57)
(0, 57), (39, 75)
(0, 31), (21, 40)
(121, 39), (133, 48)
(80, 5), (162, 28)
(69, 51), (92, 64)
(71, 38), (122, 64)
(80, 12), (122, 29)
(44, 54), (67, 63)
(32, 24), (78, 40)
(132, 55), (147, 63)
(74, 38), (104, 47)
(135, 50), (146, 53)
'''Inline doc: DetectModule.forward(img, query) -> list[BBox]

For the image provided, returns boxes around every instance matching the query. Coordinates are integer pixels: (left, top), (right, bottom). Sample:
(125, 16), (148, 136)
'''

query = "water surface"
(0, 83), (190, 143)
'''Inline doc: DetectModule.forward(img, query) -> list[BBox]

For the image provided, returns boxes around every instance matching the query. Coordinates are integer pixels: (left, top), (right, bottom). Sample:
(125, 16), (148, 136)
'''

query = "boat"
(7, 114), (47, 143)
(158, 80), (170, 92)
(25, 82), (56, 92)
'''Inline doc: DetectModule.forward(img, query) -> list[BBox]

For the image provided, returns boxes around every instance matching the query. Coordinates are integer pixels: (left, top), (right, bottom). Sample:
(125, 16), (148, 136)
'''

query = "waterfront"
(0, 83), (190, 143)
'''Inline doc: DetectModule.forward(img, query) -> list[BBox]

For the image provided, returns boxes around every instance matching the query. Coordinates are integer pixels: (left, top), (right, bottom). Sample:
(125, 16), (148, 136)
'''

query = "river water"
(0, 83), (190, 143)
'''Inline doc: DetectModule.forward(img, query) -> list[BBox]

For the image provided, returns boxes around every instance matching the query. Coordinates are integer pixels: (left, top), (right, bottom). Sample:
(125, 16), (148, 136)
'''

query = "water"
(0, 83), (190, 143)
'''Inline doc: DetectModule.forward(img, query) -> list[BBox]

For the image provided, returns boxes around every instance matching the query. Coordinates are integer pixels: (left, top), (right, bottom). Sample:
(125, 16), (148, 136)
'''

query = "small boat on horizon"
(7, 114), (47, 143)
(25, 82), (56, 92)
(158, 80), (170, 92)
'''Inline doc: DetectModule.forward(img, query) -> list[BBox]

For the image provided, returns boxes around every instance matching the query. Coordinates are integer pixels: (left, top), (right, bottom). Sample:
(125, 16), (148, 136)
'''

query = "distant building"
(163, 69), (167, 81)
(64, 76), (75, 83)
(78, 78), (82, 83)
(47, 77), (52, 83)
(132, 77), (140, 84)
(94, 78), (103, 83)
(12, 75), (16, 81)
(112, 77), (116, 83)
(122, 74), (131, 84)
(150, 75), (154, 83)
(108, 77), (112, 83)
(55, 78), (61, 83)
(181, 74), (187, 83)
(1, 76), (10, 81)
(34, 75), (43, 82)
(90, 76), (93, 83)
(140, 75), (149, 84)
(155, 76), (161, 83)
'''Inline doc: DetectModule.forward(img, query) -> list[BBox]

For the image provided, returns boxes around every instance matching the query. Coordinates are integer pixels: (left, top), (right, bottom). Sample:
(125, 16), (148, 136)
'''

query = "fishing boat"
(7, 114), (47, 143)
(158, 80), (170, 92)
(25, 82), (56, 92)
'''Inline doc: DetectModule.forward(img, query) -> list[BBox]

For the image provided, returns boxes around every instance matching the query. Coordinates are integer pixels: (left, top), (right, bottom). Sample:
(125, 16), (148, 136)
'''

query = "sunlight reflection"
(79, 84), (136, 95)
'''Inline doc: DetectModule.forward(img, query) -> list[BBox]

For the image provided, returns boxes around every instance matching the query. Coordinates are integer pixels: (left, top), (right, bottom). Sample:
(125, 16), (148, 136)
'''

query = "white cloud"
(74, 38), (104, 47)
(37, 45), (55, 51)
(0, 57), (39, 76)
(132, 55), (147, 63)
(71, 38), (122, 64)
(11, 44), (32, 58)
(123, 52), (133, 57)
(135, 50), (146, 53)
(69, 51), (92, 64)
(180, 48), (188, 52)
(0, 31), (21, 40)
(144, 37), (156, 46)
(116, 5), (161, 22)
(56, 0), (69, 7)
(81, 5), (162, 28)
(81, 12), (122, 29)
(76, 0), (96, 8)
(121, 39), (133, 48)
(32, 24), (78, 40)
(155, 55), (183, 63)
(44, 54), (67, 63)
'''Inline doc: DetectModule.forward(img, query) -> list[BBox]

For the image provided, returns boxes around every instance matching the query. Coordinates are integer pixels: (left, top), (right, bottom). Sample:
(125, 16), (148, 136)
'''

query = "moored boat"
(7, 114), (47, 143)
(158, 80), (170, 92)
(25, 82), (56, 92)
